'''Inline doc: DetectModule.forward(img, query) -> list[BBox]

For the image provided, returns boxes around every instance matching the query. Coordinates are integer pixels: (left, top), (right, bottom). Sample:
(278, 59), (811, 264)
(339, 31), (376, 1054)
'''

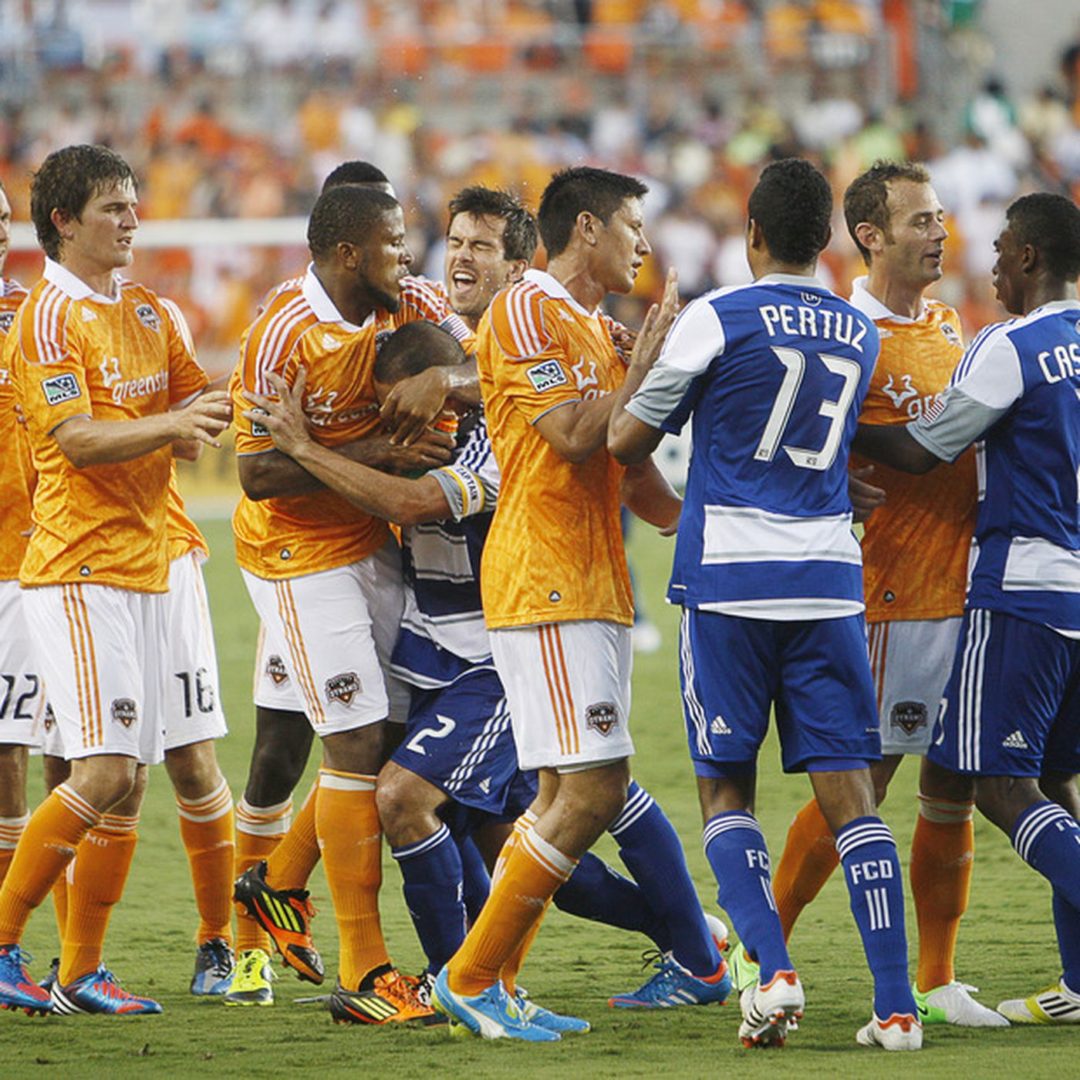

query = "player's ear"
(853, 221), (880, 256)
(50, 207), (74, 240)
(747, 218), (765, 252)
(1020, 242), (1038, 275)
(505, 258), (528, 284)
(577, 211), (599, 247)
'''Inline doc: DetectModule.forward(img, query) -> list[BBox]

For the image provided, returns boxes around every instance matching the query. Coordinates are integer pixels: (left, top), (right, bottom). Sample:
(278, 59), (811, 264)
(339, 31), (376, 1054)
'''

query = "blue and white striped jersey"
(627, 274), (879, 619)
(389, 415), (500, 687)
(909, 300), (1080, 634)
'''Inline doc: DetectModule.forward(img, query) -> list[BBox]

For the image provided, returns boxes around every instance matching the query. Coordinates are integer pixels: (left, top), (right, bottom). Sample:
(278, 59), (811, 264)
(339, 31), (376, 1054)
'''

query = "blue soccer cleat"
(50, 964), (163, 1015)
(0, 945), (52, 1015)
(608, 951), (732, 1009)
(431, 968), (560, 1041)
(190, 938), (235, 996)
(514, 987), (590, 1033)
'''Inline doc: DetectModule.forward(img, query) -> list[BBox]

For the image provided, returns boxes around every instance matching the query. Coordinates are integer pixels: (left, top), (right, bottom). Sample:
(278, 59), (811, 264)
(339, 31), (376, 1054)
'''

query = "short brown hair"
(843, 161), (931, 266)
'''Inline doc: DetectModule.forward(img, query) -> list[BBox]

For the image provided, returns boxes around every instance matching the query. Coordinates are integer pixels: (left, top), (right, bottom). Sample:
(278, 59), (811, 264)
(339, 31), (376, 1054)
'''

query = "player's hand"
(380, 367), (450, 447)
(242, 369), (313, 458)
(849, 464), (886, 522)
(172, 390), (232, 448)
(378, 427), (456, 473)
(608, 321), (639, 364)
(629, 268), (679, 371)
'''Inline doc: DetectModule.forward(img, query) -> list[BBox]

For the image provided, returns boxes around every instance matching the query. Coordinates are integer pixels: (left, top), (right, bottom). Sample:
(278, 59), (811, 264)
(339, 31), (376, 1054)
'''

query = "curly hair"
(447, 186), (538, 263)
(748, 158), (833, 266)
(1006, 193), (1080, 281)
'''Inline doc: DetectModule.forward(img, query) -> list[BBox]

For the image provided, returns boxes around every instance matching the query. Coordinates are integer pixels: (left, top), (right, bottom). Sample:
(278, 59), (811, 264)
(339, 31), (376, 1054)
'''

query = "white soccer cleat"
(856, 1012), (922, 1050)
(914, 981), (1009, 1027)
(997, 979), (1080, 1024)
(738, 970), (804, 1048)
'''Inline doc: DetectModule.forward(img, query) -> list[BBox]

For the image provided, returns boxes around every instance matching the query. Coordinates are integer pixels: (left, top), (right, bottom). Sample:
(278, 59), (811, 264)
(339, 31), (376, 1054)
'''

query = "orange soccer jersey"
(0, 278), (31, 582)
(166, 467), (208, 562)
(848, 280), (976, 622)
(6, 261), (209, 593)
(477, 269), (633, 629)
(231, 269), (464, 579)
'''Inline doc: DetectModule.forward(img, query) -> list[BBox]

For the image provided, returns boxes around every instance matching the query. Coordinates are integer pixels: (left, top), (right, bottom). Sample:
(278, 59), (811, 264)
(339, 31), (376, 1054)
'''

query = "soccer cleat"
(704, 912), (730, 952)
(729, 943), (760, 995)
(856, 1012), (923, 1050)
(0, 945), (52, 1015)
(38, 957), (60, 994)
(328, 965), (435, 1025)
(738, 970), (804, 1048)
(608, 950), (731, 1008)
(514, 986), (590, 1033)
(233, 860), (323, 984)
(223, 948), (276, 1007)
(50, 964), (162, 1015)
(997, 979), (1080, 1024)
(414, 971), (448, 1026)
(190, 938), (235, 996)
(431, 968), (559, 1041)
(914, 981), (1009, 1027)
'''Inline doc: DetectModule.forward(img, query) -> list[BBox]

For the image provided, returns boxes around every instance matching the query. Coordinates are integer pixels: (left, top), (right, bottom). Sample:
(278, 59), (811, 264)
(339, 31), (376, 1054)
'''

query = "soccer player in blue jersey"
(852, 192), (1080, 1026)
(610, 158), (922, 1051)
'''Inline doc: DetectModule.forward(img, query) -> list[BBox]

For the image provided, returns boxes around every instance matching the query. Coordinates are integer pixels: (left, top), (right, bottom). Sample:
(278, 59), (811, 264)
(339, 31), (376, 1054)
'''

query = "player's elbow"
(237, 458), (277, 501)
(608, 431), (649, 466)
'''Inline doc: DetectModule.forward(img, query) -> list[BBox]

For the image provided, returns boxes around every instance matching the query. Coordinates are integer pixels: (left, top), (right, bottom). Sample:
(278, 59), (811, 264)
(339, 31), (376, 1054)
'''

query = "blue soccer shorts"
(391, 665), (526, 816)
(927, 608), (1080, 777)
(678, 607), (880, 776)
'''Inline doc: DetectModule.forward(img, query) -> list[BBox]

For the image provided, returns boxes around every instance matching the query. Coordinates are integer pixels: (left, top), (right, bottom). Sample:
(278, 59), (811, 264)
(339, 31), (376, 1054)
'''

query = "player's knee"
(164, 740), (223, 800)
(973, 775), (1037, 833)
(70, 757), (141, 812)
(375, 766), (435, 843)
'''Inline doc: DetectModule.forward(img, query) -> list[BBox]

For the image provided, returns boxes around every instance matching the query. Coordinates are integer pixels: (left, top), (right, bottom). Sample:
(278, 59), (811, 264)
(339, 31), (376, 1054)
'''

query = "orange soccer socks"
(176, 777), (235, 946)
(772, 797), (841, 940)
(0, 784), (99, 946)
(448, 824), (577, 997)
(59, 812), (138, 984)
(265, 778), (320, 891)
(911, 795), (974, 992)
(316, 769), (388, 989)
(0, 814), (28, 886)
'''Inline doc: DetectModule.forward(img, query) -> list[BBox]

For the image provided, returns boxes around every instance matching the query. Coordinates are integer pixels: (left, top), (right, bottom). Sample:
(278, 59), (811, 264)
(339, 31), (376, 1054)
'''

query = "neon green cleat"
(729, 943), (760, 995)
(223, 949), (276, 1007)
(913, 981), (1008, 1027)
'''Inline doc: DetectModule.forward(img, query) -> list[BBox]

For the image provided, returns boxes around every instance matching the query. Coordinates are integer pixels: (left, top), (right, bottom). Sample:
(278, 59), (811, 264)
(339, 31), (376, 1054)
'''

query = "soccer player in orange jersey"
(229, 184), (472, 1025)
(0, 180), (39, 891)
(0, 145), (231, 1017)
(432, 167), (732, 1039)
(754, 161), (1006, 1027)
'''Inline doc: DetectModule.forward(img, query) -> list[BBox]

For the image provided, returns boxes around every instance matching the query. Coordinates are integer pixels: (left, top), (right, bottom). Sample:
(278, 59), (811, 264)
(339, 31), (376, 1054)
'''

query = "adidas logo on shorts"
(1002, 730), (1029, 750)
(711, 715), (732, 736)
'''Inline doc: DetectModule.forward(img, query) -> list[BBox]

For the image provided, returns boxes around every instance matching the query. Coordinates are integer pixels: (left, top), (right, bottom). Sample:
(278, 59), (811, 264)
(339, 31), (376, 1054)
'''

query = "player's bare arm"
(52, 390), (232, 468)
(608, 270), (680, 464)
(244, 368), (453, 523)
(621, 457), (681, 530)
(848, 463), (887, 522)
(379, 357), (480, 446)
(853, 422), (939, 475)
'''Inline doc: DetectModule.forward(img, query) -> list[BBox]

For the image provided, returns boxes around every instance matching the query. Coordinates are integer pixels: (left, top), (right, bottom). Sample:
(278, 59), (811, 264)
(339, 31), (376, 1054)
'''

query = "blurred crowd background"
(2, 0), (1080, 373)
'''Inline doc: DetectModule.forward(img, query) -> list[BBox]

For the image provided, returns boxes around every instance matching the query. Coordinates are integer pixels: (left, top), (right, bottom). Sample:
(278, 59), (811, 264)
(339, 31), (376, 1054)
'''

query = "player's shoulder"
(487, 278), (556, 360)
(13, 278), (76, 363)
(399, 274), (450, 312)
(1, 277), (28, 304)
(244, 280), (320, 357)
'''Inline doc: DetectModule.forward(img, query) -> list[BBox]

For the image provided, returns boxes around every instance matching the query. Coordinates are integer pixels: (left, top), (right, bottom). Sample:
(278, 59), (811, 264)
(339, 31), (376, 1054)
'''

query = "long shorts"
(928, 608), (1080, 777)
(868, 617), (961, 755)
(391, 665), (524, 816)
(0, 580), (46, 747)
(22, 583), (168, 764)
(489, 620), (634, 771)
(679, 607), (880, 776)
(242, 541), (408, 734)
(164, 551), (227, 751)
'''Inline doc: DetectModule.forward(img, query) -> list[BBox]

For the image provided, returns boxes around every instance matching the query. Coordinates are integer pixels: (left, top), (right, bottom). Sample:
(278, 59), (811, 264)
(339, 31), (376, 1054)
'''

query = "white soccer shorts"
(164, 551), (227, 751)
(868, 616), (961, 755)
(21, 583), (168, 764)
(252, 618), (305, 713)
(489, 620), (635, 771)
(241, 540), (408, 735)
(0, 580), (47, 748)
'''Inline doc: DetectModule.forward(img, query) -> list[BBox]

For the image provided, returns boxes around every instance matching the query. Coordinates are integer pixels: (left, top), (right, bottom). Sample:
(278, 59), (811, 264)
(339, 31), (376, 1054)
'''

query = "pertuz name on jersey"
(758, 304), (868, 352)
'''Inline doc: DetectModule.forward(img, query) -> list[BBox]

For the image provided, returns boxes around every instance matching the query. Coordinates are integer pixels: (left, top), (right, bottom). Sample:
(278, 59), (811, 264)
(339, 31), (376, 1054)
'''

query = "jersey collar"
(849, 276), (928, 323)
(522, 268), (597, 318)
(302, 264), (371, 330)
(43, 258), (121, 304)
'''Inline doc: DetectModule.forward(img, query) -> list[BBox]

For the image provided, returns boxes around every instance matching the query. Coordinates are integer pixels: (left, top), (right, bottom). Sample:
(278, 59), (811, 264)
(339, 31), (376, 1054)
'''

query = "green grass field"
(1, 517), (1073, 1077)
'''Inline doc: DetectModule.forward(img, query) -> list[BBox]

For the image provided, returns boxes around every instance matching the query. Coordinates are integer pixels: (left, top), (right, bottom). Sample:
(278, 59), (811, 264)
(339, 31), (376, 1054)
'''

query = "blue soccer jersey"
(909, 300), (1080, 633)
(390, 416), (501, 687)
(627, 275), (879, 618)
